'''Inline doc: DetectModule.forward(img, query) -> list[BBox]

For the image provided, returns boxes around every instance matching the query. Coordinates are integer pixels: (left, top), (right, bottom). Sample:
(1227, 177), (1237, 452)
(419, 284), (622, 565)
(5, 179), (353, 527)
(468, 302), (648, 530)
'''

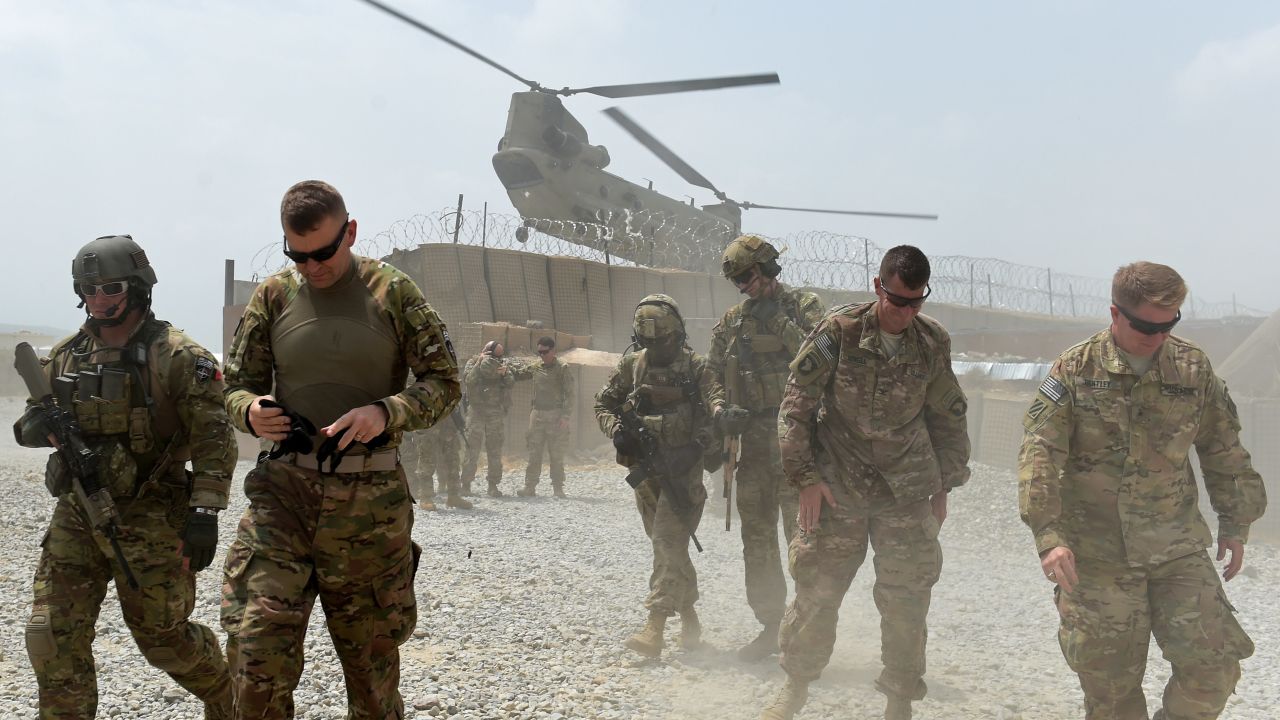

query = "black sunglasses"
(879, 279), (930, 308)
(731, 267), (758, 287)
(537, 348), (552, 355)
(282, 220), (349, 264)
(1116, 305), (1181, 335)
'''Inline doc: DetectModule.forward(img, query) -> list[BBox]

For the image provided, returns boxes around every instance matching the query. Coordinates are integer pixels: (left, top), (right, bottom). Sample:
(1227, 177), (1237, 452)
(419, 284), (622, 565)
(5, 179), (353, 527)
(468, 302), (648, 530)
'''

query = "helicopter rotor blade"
(355, 0), (541, 91)
(565, 73), (780, 99)
(738, 201), (938, 221)
(602, 107), (722, 196)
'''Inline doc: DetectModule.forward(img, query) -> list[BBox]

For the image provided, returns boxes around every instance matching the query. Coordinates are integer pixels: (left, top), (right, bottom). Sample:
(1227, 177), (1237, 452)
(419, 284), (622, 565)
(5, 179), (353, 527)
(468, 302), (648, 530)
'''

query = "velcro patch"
(1161, 384), (1196, 397)
(1039, 376), (1067, 404)
(194, 356), (217, 383)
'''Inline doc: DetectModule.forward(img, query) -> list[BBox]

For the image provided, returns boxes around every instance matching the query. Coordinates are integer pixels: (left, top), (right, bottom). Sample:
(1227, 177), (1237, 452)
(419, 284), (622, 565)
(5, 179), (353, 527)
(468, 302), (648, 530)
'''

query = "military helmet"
(71, 235), (158, 291)
(721, 234), (781, 280)
(632, 293), (685, 342)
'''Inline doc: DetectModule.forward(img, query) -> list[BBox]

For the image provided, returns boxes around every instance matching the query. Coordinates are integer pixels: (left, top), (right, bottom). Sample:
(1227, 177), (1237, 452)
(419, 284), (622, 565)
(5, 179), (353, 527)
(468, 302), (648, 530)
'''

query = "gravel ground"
(0, 396), (1273, 719)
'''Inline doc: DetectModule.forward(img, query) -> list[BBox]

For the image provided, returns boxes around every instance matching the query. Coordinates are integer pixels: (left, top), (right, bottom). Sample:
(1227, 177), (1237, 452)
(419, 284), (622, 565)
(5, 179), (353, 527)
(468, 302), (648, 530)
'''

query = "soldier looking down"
(14, 235), (236, 718)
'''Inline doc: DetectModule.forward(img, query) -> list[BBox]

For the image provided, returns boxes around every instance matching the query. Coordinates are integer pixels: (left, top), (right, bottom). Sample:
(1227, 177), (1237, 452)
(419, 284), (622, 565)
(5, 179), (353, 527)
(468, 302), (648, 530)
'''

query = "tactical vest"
(270, 267), (402, 431)
(629, 349), (705, 448)
(727, 297), (801, 411)
(48, 317), (187, 497)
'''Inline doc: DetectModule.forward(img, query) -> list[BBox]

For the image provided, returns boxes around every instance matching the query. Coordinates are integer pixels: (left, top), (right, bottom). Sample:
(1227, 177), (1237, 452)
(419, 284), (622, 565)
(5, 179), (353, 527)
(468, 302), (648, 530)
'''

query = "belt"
(284, 448), (399, 474)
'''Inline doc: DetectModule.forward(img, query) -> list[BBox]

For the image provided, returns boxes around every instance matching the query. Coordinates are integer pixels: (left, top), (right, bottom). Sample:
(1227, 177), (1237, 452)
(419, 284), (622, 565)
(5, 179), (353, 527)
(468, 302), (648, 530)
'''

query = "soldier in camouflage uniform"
(402, 416), (471, 510)
(764, 246), (970, 720)
(595, 295), (727, 658)
(518, 336), (574, 498)
(1019, 261), (1265, 720)
(220, 181), (460, 719)
(460, 341), (533, 497)
(707, 234), (824, 661)
(15, 235), (236, 719)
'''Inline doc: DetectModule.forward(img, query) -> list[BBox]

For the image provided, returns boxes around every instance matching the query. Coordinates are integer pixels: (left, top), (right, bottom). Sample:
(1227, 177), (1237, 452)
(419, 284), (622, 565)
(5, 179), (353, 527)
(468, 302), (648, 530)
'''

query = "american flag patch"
(813, 334), (836, 363)
(1039, 376), (1067, 404)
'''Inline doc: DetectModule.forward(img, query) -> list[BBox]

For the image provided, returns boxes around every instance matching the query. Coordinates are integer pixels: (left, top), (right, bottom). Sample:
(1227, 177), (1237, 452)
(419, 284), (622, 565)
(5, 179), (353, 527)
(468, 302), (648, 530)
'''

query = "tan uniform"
(460, 355), (531, 491)
(525, 359), (574, 492)
(1019, 329), (1265, 720)
(777, 302), (970, 700)
(707, 283), (823, 626)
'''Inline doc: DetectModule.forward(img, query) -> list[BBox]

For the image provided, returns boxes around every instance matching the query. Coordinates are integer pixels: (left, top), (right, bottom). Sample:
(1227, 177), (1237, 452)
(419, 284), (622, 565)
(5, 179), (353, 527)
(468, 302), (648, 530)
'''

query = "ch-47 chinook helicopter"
(358, 0), (937, 272)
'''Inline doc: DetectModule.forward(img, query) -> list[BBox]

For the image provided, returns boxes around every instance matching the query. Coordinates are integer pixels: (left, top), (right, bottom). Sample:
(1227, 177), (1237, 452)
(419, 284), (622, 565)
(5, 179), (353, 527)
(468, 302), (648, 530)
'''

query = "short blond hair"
(1112, 261), (1187, 310)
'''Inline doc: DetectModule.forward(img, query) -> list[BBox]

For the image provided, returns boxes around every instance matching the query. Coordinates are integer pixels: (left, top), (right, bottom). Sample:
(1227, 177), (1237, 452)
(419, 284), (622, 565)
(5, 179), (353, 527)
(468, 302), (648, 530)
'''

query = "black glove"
(313, 427), (392, 473)
(718, 405), (751, 435)
(182, 510), (219, 572)
(750, 297), (780, 323)
(259, 399), (317, 460)
(613, 429), (640, 456)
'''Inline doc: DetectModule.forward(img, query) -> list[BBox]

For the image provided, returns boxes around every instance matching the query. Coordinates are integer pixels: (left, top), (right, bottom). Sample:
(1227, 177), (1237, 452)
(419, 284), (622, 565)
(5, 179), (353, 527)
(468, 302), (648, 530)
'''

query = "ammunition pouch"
(43, 452), (72, 497)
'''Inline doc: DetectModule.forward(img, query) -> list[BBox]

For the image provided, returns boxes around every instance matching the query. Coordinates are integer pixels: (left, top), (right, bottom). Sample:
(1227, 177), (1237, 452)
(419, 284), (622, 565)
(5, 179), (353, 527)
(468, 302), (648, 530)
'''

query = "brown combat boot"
(487, 482), (505, 498)
(552, 484), (566, 498)
(418, 497), (438, 511)
(624, 612), (666, 658)
(516, 482), (536, 497)
(884, 694), (912, 720)
(446, 491), (473, 509)
(760, 677), (808, 720)
(678, 606), (702, 650)
(738, 621), (780, 662)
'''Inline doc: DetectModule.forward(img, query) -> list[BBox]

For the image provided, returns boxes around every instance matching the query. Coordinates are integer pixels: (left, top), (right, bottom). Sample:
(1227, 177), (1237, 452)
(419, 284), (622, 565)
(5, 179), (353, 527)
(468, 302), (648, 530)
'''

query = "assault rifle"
(610, 398), (704, 553)
(14, 342), (139, 589)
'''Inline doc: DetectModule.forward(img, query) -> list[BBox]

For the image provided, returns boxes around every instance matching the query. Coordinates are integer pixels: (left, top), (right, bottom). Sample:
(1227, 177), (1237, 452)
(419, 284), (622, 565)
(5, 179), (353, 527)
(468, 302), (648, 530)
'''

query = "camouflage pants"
(735, 412), (799, 626)
(634, 463), (707, 616)
(461, 408), (506, 487)
(404, 422), (461, 498)
(28, 486), (231, 719)
(220, 460), (419, 720)
(525, 409), (568, 489)
(779, 477), (941, 700)
(1057, 551), (1253, 720)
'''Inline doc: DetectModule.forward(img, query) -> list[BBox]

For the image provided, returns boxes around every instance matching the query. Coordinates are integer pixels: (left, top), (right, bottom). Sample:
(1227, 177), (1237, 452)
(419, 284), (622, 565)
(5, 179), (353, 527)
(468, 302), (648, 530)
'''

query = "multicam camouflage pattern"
(221, 462), (418, 719)
(707, 284), (822, 626)
(779, 302), (971, 498)
(776, 301), (969, 699)
(221, 255), (453, 719)
(1019, 329), (1266, 564)
(403, 419), (462, 498)
(460, 354), (532, 488)
(1057, 552), (1253, 720)
(223, 256), (461, 442)
(525, 358), (574, 490)
(1019, 329), (1264, 718)
(595, 347), (725, 616)
(778, 477), (940, 698)
(15, 316), (237, 718)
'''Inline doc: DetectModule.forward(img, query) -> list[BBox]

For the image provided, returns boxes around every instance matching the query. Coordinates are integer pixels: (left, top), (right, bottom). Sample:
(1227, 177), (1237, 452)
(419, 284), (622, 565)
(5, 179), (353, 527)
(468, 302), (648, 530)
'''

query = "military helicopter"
(358, 0), (936, 271)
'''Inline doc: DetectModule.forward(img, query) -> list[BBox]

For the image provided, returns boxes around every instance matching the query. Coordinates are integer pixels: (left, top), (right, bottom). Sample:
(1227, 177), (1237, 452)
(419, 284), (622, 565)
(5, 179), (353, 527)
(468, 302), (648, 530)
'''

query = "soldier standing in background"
(595, 295), (728, 659)
(14, 235), (236, 718)
(519, 336), (574, 498)
(460, 341), (533, 497)
(1019, 261), (1265, 720)
(403, 416), (472, 510)
(707, 234), (824, 661)
(763, 245), (970, 720)
(220, 180), (460, 718)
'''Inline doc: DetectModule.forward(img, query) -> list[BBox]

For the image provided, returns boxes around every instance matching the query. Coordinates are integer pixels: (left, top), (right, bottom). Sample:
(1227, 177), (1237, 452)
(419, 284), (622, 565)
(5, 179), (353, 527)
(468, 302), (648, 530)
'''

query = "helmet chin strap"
(83, 290), (151, 331)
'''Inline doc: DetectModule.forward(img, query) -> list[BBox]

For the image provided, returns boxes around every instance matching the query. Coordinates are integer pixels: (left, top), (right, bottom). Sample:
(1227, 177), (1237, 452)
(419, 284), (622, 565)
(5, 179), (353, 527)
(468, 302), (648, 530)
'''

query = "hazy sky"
(3, 1), (1278, 350)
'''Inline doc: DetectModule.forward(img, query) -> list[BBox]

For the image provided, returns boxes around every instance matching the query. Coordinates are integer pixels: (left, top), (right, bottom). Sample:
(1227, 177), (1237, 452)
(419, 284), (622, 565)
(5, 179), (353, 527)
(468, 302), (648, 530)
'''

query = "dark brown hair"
(879, 245), (931, 290)
(280, 180), (347, 234)
(538, 336), (555, 349)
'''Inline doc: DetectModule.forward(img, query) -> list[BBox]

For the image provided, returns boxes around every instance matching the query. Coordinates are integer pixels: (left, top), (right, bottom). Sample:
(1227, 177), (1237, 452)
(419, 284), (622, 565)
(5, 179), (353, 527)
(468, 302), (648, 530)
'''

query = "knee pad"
(25, 609), (56, 670)
(140, 644), (187, 672)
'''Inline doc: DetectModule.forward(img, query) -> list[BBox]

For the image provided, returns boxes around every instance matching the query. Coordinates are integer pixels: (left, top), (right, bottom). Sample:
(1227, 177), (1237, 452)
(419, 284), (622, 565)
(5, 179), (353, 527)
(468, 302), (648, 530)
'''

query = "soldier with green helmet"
(14, 234), (236, 718)
(595, 294), (727, 658)
(708, 234), (824, 661)
(220, 180), (460, 718)
(1019, 261), (1265, 720)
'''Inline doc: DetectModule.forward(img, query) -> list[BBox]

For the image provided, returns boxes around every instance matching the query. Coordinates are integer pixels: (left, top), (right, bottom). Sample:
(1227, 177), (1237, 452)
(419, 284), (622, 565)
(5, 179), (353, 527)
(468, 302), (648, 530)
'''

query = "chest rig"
(629, 350), (706, 447)
(727, 295), (800, 412)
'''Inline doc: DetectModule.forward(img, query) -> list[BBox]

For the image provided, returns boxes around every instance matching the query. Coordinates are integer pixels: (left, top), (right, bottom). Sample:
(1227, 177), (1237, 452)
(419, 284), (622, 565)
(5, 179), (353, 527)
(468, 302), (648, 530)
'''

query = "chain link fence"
(249, 205), (1266, 320)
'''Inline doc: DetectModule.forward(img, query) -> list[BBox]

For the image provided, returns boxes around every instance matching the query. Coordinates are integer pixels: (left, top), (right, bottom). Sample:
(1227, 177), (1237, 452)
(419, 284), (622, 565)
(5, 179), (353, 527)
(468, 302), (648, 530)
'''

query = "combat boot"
(884, 695), (912, 720)
(418, 497), (438, 511)
(760, 677), (808, 720)
(462, 480), (474, 496)
(553, 484), (566, 498)
(678, 606), (702, 650)
(487, 482), (505, 498)
(738, 621), (780, 662)
(516, 482), (536, 497)
(624, 612), (666, 658)
(446, 491), (473, 509)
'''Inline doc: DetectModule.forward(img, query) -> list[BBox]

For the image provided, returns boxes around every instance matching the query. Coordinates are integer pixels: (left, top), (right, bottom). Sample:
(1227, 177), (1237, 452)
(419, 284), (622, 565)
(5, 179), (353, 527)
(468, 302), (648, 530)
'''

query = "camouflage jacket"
(462, 354), (532, 416)
(15, 314), (236, 509)
(707, 283), (824, 413)
(594, 348), (726, 450)
(1018, 329), (1267, 566)
(530, 358), (574, 419)
(779, 302), (970, 503)
(224, 257), (460, 446)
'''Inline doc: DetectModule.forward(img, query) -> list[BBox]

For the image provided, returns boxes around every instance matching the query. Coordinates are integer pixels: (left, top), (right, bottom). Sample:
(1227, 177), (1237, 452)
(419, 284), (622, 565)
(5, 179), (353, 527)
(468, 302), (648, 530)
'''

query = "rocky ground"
(0, 396), (1274, 719)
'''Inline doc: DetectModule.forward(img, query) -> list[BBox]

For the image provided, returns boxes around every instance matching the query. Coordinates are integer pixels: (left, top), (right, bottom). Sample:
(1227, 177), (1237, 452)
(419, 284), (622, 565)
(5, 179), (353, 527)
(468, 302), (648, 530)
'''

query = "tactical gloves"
(182, 509), (219, 572)
(718, 405), (751, 435)
(258, 399), (317, 460)
(613, 428), (640, 457)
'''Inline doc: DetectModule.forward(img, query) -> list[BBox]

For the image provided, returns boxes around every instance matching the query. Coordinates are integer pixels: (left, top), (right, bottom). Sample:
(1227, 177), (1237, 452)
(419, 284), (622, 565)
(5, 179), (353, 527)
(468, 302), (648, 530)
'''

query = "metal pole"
(969, 262), (975, 308)
(452, 193), (463, 244)
(1069, 283), (1076, 317)
(987, 273), (993, 309)
(482, 201), (488, 246)
(1233, 294), (1237, 316)
(224, 259), (234, 306)
(1047, 267), (1054, 317)
(863, 238), (871, 291)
